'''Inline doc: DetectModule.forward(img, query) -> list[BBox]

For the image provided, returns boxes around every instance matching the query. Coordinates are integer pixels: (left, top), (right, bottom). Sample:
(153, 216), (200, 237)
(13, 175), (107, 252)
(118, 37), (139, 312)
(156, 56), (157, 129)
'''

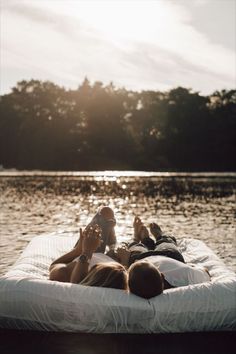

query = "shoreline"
(1, 170), (236, 178)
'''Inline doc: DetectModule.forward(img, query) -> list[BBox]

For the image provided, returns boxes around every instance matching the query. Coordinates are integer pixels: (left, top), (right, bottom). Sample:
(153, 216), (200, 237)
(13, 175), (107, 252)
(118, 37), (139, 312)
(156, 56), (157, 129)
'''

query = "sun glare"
(76, 2), (166, 41)
(41, 0), (177, 46)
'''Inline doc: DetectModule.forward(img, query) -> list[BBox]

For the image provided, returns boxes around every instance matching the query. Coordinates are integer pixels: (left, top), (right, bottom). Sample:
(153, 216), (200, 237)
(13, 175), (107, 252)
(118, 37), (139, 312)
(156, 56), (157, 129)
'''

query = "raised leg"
(88, 206), (117, 253)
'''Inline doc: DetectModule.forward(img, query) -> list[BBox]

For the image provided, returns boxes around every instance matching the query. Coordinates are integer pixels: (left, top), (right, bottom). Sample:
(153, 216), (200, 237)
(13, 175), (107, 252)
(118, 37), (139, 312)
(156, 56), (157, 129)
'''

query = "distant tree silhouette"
(0, 79), (235, 171)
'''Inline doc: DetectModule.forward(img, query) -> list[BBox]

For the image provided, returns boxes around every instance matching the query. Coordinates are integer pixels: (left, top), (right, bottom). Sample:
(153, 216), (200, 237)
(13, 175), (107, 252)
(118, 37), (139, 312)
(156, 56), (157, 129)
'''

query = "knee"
(100, 206), (114, 219)
(49, 266), (69, 282)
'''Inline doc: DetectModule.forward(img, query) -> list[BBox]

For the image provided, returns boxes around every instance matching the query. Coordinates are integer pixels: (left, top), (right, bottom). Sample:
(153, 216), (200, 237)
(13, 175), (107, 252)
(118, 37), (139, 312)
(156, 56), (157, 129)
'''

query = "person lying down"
(49, 207), (211, 299)
(115, 216), (211, 298)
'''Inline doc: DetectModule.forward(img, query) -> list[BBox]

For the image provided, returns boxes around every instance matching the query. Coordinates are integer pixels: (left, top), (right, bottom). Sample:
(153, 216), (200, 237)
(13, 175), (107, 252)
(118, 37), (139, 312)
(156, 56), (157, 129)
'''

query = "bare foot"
(139, 225), (149, 242)
(133, 216), (143, 242)
(150, 222), (163, 240)
(133, 216), (149, 242)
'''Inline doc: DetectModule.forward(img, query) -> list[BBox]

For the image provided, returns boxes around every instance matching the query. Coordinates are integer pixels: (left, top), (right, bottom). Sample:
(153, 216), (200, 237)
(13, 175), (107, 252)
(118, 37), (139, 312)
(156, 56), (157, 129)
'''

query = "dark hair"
(80, 262), (128, 290)
(128, 261), (163, 299)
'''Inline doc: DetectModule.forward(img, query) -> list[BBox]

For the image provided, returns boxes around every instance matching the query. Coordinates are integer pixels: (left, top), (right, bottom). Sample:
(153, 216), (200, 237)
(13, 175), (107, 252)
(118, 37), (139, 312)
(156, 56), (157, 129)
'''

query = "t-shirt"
(89, 253), (118, 269)
(142, 255), (211, 287)
(74, 253), (118, 270)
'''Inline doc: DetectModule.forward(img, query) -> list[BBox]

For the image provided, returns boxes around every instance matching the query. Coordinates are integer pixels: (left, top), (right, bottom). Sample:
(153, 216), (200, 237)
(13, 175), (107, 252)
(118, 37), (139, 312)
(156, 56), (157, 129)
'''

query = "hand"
(116, 246), (130, 266)
(74, 228), (84, 253)
(82, 225), (102, 256)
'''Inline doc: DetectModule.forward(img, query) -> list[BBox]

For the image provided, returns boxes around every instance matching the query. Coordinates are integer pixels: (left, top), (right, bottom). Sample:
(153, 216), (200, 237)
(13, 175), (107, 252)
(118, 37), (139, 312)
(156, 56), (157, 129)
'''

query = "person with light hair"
(49, 207), (128, 291)
(49, 209), (210, 299)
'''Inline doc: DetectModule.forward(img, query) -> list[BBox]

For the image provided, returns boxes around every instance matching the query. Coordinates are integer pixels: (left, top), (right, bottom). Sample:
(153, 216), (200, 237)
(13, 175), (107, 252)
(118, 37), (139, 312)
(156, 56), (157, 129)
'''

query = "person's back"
(128, 256), (211, 299)
(139, 255), (211, 288)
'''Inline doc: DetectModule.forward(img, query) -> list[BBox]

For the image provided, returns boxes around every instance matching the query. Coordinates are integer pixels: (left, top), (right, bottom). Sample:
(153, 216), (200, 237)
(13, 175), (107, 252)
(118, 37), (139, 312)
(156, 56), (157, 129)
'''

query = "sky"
(0, 0), (236, 95)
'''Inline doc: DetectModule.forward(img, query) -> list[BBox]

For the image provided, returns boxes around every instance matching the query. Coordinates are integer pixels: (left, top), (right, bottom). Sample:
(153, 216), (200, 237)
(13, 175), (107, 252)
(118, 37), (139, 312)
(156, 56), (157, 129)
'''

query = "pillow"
(0, 235), (235, 333)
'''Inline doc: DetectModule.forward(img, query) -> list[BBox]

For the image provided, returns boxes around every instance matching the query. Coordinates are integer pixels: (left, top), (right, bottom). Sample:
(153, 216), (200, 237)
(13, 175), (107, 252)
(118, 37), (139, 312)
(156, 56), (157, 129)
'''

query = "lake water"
(0, 171), (235, 275)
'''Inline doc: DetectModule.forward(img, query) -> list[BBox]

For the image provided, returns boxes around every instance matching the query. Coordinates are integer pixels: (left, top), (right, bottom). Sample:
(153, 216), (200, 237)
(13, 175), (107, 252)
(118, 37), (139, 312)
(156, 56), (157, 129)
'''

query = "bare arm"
(70, 225), (102, 284)
(70, 250), (92, 284)
(49, 229), (84, 271)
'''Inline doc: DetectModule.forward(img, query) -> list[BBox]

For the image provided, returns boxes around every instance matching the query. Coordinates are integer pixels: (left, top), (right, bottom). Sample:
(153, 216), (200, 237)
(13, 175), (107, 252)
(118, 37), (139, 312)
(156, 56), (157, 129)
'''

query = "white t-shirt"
(142, 255), (210, 287)
(89, 253), (118, 269)
(74, 253), (118, 270)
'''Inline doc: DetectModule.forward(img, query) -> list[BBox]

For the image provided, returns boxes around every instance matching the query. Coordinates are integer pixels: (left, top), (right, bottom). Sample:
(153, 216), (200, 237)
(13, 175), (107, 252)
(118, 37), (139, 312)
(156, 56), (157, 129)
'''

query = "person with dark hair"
(116, 217), (211, 299)
(128, 261), (164, 299)
(49, 209), (210, 299)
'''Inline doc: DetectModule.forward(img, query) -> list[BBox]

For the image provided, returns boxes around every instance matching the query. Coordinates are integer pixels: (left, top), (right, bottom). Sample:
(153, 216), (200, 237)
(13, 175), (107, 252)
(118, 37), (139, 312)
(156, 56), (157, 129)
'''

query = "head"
(80, 262), (128, 290)
(128, 261), (164, 299)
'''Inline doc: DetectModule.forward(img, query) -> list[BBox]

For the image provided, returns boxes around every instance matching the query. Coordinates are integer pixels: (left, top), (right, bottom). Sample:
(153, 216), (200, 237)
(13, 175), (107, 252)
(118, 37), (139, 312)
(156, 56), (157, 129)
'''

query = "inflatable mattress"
(0, 235), (235, 333)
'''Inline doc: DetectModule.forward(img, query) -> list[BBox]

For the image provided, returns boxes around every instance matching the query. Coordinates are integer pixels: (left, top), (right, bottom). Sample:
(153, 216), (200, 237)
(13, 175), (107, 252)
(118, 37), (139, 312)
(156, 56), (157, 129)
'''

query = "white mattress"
(0, 235), (235, 333)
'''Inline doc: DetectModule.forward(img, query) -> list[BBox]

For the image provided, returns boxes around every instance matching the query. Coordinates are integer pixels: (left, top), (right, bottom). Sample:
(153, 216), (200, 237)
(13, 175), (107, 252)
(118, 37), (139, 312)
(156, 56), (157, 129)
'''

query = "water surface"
(0, 172), (235, 275)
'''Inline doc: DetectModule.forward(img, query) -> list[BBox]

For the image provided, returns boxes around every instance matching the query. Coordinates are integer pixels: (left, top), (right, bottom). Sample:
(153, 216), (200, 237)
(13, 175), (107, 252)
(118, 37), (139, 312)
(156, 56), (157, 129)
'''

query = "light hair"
(128, 261), (164, 299)
(80, 262), (128, 290)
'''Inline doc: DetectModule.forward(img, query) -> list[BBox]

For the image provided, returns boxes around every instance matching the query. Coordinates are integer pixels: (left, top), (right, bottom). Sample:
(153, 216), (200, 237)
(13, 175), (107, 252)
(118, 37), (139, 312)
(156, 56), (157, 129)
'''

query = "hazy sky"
(1, 0), (235, 95)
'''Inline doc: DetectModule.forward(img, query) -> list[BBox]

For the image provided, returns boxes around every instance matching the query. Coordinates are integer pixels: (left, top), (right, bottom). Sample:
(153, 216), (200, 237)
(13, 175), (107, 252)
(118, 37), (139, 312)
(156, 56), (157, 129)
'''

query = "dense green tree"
(0, 79), (235, 171)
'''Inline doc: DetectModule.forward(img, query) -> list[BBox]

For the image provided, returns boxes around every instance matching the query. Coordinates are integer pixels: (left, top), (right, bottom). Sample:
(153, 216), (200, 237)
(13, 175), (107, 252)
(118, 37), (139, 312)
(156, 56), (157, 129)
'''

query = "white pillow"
(0, 235), (235, 333)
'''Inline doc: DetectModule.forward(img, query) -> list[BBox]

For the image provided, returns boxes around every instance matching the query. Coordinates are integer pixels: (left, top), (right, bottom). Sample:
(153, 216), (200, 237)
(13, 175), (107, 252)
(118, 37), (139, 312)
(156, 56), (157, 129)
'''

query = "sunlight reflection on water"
(0, 172), (235, 275)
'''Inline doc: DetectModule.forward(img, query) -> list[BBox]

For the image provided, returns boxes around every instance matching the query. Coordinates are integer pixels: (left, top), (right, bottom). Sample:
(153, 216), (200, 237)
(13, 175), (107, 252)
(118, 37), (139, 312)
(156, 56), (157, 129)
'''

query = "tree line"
(0, 79), (235, 171)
